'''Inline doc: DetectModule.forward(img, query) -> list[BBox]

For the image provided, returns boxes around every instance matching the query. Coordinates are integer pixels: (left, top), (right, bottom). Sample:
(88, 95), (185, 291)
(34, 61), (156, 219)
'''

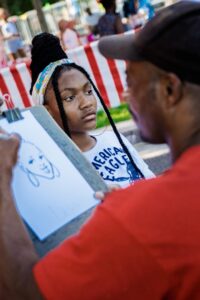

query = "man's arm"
(0, 132), (43, 300)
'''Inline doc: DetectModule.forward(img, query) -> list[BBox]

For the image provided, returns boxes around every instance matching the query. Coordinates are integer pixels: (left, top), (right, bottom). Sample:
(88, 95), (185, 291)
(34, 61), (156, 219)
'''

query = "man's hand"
(95, 184), (121, 201)
(0, 129), (20, 182)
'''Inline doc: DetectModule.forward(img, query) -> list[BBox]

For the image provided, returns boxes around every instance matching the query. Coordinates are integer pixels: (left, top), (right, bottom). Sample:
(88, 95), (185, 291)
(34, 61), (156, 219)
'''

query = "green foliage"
(2, 0), (32, 15)
(42, 0), (58, 7)
(0, 0), (59, 16)
(0, 0), (94, 17)
(96, 102), (131, 129)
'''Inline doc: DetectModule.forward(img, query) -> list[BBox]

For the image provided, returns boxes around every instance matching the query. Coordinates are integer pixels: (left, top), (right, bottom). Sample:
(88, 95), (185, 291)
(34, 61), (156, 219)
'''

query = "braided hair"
(30, 33), (144, 178)
(30, 32), (67, 94)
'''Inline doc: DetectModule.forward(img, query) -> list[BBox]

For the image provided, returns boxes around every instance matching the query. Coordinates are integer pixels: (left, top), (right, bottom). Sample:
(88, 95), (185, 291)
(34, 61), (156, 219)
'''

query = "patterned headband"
(32, 58), (73, 105)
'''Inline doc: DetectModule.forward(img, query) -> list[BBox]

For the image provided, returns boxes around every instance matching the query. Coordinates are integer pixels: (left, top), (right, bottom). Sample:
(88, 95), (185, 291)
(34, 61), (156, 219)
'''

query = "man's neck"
(167, 127), (200, 163)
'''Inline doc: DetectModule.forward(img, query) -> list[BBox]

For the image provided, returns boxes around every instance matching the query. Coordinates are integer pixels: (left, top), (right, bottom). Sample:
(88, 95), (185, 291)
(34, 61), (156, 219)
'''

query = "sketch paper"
(0, 111), (98, 240)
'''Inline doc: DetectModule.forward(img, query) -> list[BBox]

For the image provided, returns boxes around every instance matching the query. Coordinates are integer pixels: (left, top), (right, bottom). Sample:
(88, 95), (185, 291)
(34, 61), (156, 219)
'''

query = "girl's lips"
(82, 113), (96, 121)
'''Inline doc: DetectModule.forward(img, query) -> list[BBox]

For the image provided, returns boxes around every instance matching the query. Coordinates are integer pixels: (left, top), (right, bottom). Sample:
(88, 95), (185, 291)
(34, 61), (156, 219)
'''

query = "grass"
(96, 102), (131, 128)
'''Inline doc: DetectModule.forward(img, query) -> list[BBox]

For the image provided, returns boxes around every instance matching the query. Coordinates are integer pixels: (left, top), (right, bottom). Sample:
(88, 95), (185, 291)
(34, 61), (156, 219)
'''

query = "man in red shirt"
(1, 1), (200, 299)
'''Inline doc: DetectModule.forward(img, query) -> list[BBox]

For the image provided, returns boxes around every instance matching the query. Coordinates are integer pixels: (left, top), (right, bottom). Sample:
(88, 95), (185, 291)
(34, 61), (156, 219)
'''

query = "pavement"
(92, 119), (171, 175)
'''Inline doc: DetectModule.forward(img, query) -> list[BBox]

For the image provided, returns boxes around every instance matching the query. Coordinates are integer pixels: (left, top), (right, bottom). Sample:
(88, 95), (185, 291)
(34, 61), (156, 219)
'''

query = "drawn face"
(45, 68), (97, 134)
(18, 140), (60, 187)
(20, 145), (53, 178)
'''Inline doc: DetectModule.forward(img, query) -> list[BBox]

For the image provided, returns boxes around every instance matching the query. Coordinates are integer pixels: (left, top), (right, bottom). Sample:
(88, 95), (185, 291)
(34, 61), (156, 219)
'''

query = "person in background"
(123, 0), (138, 18)
(0, 28), (7, 67)
(0, 8), (25, 61)
(97, 0), (124, 36)
(84, 7), (101, 42)
(138, 0), (155, 20)
(58, 19), (81, 51)
(85, 7), (101, 32)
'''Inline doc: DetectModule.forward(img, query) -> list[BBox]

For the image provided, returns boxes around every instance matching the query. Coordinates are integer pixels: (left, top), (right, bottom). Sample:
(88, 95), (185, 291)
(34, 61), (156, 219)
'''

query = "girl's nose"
(79, 93), (92, 109)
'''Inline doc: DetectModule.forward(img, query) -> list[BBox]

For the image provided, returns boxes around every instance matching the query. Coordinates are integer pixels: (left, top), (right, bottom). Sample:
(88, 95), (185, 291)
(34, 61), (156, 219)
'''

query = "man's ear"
(163, 73), (183, 108)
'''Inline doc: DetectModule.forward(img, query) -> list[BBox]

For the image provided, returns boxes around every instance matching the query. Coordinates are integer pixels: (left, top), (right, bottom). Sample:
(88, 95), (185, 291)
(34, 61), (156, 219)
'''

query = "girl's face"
(45, 68), (97, 134)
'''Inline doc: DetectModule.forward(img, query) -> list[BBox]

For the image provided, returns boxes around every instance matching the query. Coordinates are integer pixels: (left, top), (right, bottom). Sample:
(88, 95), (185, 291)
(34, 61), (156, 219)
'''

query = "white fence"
(0, 39), (127, 111)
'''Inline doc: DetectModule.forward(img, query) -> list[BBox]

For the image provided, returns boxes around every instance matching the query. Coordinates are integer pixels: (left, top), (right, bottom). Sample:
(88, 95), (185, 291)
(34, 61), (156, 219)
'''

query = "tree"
(0, 0), (9, 11)
(32, 0), (49, 32)
(0, 0), (58, 16)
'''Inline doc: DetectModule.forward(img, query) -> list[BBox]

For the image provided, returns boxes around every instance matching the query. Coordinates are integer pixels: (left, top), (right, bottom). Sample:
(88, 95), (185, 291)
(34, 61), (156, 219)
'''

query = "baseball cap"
(98, 1), (200, 85)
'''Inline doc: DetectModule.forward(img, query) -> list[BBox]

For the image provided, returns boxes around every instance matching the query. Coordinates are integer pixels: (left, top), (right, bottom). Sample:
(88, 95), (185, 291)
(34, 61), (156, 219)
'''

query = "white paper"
(0, 111), (98, 240)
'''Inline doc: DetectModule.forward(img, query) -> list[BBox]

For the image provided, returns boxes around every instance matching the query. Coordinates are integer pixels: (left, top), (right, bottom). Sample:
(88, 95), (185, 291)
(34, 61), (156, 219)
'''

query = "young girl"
(30, 33), (154, 187)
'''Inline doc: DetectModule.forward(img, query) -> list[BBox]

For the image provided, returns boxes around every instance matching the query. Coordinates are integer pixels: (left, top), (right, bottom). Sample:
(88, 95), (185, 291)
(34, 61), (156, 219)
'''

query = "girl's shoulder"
(93, 130), (118, 141)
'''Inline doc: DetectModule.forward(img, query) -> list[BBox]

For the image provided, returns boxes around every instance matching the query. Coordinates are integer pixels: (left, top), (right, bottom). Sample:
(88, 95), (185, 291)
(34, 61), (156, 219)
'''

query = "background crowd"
(0, 0), (158, 68)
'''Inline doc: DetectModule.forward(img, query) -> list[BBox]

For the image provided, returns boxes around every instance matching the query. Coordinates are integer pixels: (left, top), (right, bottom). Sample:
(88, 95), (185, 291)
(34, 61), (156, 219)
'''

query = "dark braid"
(51, 65), (71, 138)
(88, 77), (144, 178)
(73, 64), (145, 178)
(30, 33), (144, 178)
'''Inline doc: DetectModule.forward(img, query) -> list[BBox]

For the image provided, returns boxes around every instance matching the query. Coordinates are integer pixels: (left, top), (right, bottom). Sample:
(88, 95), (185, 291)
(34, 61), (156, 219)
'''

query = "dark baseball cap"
(98, 1), (200, 85)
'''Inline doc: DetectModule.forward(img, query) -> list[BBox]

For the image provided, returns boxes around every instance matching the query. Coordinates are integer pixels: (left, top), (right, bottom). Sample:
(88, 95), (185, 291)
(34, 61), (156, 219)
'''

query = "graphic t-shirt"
(84, 131), (154, 187)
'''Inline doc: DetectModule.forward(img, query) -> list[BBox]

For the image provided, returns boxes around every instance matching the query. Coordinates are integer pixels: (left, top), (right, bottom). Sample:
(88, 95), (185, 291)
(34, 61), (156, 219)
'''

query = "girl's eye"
(63, 95), (75, 102)
(85, 89), (93, 95)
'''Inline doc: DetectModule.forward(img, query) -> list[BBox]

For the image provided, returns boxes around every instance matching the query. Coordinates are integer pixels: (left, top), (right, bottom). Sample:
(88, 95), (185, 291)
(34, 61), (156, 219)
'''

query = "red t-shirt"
(34, 146), (200, 300)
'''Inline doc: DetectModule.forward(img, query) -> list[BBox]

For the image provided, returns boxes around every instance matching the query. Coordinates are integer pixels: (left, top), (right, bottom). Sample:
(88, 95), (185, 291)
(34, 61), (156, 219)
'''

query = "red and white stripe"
(0, 39), (127, 110)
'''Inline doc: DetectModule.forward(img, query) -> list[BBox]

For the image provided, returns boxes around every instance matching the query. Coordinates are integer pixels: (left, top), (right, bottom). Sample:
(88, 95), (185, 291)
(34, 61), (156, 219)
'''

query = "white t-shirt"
(1, 21), (18, 36)
(62, 28), (80, 50)
(84, 131), (154, 188)
(85, 13), (101, 27)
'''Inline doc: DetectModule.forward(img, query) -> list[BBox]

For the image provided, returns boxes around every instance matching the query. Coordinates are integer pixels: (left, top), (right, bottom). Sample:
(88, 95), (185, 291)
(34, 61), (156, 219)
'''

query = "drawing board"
(0, 110), (100, 240)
